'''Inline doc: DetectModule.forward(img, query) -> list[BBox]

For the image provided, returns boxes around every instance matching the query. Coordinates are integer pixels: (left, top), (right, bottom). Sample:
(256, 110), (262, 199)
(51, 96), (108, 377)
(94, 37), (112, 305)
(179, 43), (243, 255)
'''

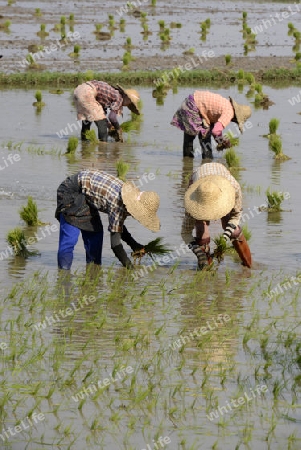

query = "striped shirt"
(193, 91), (234, 128)
(78, 170), (128, 233)
(88, 81), (123, 114)
(181, 163), (243, 242)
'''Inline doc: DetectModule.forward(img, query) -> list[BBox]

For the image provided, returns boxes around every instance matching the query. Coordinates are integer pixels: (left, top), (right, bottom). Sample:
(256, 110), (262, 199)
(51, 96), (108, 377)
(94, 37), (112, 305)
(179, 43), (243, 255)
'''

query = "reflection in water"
(267, 211), (283, 225)
(271, 159), (281, 186)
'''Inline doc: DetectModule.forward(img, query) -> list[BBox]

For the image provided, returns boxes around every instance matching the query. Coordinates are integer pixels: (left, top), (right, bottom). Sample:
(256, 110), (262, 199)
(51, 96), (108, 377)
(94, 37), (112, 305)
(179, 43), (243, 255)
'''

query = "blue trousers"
(57, 214), (104, 270)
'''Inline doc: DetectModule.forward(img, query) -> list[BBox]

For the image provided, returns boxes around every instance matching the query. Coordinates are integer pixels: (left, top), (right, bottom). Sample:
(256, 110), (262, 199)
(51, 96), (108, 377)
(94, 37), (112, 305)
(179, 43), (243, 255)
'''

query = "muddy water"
(0, 84), (300, 284)
(1, 0), (301, 73)
(1, 84), (301, 449)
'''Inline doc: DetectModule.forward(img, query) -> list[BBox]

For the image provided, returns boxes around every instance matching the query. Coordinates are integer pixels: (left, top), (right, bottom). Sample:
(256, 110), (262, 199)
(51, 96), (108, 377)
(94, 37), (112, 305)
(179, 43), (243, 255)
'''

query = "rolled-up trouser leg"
(95, 119), (108, 142)
(81, 224), (104, 265)
(58, 214), (80, 270)
(198, 132), (213, 160)
(183, 132), (195, 158)
(81, 120), (91, 140)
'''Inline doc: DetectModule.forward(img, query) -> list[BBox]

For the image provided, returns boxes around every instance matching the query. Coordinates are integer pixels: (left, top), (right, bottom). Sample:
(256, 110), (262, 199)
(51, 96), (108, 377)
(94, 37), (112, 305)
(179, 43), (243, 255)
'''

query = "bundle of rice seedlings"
(269, 134), (290, 160)
(269, 118), (280, 135)
(131, 237), (171, 264)
(6, 228), (38, 258)
(213, 234), (231, 262)
(85, 130), (98, 143)
(19, 196), (43, 226)
(32, 90), (45, 106)
(266, 188), (285, 212)
(116, 159), (129, 181)
(225, 131), (239, 147)
(225, 148), (241, 168)
(66, 136), (78, 154)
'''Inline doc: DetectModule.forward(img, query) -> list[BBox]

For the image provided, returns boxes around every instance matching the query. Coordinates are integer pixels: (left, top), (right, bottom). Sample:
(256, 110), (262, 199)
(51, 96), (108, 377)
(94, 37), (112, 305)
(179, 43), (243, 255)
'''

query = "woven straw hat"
(121, 182), (160, 232)
(229, 97), (252, 133)
(115, 84), (141, 115)
(184, 175), (236, 220)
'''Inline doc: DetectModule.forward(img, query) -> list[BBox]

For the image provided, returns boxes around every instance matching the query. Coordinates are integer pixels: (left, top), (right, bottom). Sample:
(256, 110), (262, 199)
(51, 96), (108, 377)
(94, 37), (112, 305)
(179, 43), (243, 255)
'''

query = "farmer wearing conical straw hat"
(182, 162), (252, 270)
(171, 90), (252, 159)
(55, 170), (160, 270)
(74, 81), (140, 142)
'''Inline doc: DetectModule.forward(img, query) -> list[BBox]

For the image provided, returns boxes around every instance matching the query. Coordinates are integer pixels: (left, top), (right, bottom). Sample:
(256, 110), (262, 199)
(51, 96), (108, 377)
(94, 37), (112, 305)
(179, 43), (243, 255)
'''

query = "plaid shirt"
(194, 91), (234, 128)
(181, 163), (243, 243)
(88, 81), (123, 114)
(78, 170), (128, 233)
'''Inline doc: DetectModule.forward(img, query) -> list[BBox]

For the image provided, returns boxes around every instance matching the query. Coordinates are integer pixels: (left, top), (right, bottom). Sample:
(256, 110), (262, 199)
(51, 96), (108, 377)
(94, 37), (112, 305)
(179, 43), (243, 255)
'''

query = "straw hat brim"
(229, 97), (252, 133)
(184, 175), (236, 221)
(115, 84), (141, 115)
(121, 182), (160, 232)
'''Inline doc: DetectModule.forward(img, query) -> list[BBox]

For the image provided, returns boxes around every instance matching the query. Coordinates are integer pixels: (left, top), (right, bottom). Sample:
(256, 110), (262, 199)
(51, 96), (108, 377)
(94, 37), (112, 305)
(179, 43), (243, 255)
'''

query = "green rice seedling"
(224, 131), (239, 147)
(119, 18), (126, 28)
(245, 72), (255, 84)
(237, 69), (244, 80)
(125, 36), (132, 47)
(158, 20), (165, 30)
(205, 18), (211, 27)
(266, 188), (285, 211)
(243, 44), (249, 55)
(37, 23), (49, 37)
(60, 16), (66, 25)
(254, 93), (264, 106)
(34, 8), (42, 16)
(66, 136), (78, 154)
(183, 47), (195, 55)
(140, 11), (147, 20)
(225, 54), (231, 65)
(69, 13), (74, 22)
(85, 130), (98, 143)
(116, 159), (129, 181)
(0, 19), (11, 30)
(94, 23), (103, 32)
(225, 147), (241, 168)
(151, 0), (156, 5)
(242, 11), (247, 20)
(288, 22), (295, 31)
(254, 83), (263, 94)
(6, 228), (37, 257)
(293, 30), (301, 40)
(201, 22), (207, 33)
(295, 52), (301, 61)
(213, 234), (229, 262)
(122, 51), (131, 67)
(132, 237), (171, 264)
(268, 134), (290, 160)
(33, 90), (45, 106)
(241, 224), (251, 241)
(269, 118), (280, 135)
(19, 196), (43, 226)
(73, 44), (80, 55)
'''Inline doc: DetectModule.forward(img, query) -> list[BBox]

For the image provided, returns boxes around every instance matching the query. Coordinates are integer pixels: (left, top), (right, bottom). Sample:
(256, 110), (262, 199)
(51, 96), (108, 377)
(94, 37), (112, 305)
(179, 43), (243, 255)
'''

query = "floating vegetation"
(66, 136), (78, 154)
(19, 196), (44, 226)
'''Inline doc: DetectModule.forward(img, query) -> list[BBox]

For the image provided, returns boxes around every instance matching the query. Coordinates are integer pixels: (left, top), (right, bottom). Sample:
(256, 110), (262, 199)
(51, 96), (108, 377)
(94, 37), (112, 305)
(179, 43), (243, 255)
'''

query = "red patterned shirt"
(88, 81), (123, 114)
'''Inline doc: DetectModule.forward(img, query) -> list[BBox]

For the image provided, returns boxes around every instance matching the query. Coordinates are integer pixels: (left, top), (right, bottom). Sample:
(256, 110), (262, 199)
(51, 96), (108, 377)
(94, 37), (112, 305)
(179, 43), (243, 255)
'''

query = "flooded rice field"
(1, 0), (301, 449)
(1, 0), (301, 73)
(0, 83), (301, 449)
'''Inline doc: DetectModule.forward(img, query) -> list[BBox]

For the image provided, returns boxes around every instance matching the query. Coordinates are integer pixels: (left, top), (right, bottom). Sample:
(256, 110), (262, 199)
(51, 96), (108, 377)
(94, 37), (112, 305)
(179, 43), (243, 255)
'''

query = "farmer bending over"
(55, 170), (160, 270)
(74, 81), (140, 142)
(171, 90), (251, 159)
(182, 162), (251, 270)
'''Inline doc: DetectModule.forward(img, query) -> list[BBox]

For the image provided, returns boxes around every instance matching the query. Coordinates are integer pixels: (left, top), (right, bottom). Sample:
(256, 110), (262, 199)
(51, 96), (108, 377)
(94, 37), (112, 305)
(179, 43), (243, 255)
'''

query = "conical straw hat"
(121, 182), (160, 232)
(229, 97), (252, 133)
(184, 175), (236, 220)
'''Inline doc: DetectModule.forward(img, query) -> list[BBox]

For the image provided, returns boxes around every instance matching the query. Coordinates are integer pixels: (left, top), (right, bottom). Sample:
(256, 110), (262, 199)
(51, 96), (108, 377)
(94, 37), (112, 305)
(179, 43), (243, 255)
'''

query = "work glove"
(223, 223), (239, 242)
(112, 244), (133, 269)
(211, 121), (224, 137)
